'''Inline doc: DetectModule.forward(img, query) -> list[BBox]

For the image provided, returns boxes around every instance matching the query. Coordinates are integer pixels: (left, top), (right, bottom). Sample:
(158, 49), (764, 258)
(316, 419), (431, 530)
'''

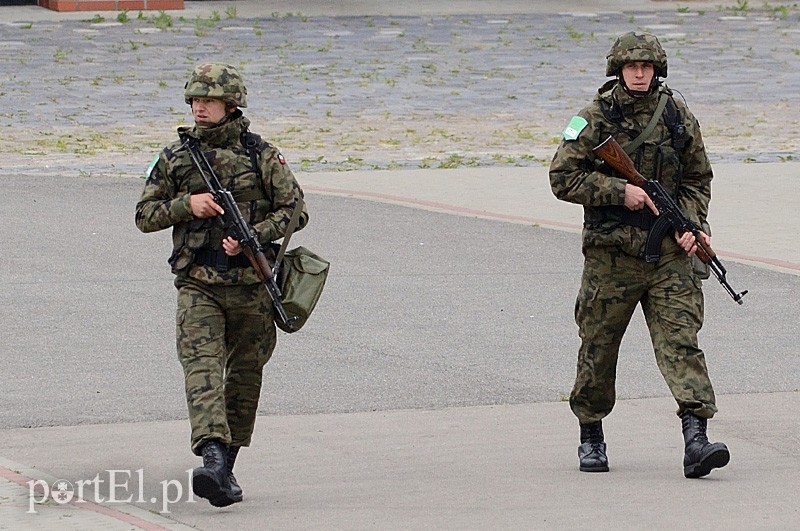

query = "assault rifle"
(593, 135), (748, 305)
(181, 136), (297, 330)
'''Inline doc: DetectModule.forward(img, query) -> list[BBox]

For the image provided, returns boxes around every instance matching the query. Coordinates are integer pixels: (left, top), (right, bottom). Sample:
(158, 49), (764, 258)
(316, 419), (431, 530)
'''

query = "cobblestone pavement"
(0, 4), (799, 175)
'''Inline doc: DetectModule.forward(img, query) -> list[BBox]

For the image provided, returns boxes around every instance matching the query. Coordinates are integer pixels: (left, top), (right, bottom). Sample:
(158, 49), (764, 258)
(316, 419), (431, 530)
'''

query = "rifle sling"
(622, 92), (670, 155)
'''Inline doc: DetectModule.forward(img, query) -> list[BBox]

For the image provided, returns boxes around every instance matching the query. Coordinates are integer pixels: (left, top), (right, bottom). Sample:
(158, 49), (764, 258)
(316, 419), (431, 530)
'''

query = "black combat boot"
(578, 421), (609, 472)
(192, 440), (238, 507)
(681, 412), (730, 478)
(227, 446), (243, 502)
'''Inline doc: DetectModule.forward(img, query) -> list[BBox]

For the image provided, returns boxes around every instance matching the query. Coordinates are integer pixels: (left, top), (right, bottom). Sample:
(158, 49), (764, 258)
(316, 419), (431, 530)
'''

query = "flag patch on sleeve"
(562, 116), (588, 141)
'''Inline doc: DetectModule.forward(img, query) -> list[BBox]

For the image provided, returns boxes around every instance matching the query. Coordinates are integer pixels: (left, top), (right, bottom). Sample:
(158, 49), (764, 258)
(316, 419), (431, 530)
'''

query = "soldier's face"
(191, 97), (228, 125)
(621, 62), (655, 93)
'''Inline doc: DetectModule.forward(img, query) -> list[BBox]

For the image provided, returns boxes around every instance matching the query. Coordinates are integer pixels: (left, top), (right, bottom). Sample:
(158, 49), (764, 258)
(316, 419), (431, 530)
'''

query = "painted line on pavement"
(305, 185), (800, 275)
(305, 185), (582, 230)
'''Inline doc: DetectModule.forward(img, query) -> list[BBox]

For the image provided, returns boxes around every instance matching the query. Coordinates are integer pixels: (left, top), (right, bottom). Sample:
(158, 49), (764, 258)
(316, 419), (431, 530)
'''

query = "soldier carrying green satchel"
(136, 63), (308, 506)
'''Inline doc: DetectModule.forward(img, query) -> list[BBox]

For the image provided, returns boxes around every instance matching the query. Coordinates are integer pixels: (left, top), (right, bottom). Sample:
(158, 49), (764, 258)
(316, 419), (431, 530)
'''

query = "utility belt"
(602, 206), (673, 263)
(606, 205), (656, 230)
(193, 248), (251, 271)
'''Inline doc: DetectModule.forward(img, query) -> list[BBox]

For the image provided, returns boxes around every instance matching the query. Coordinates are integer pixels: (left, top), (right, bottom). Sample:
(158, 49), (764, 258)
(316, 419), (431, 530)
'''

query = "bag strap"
(622, 92), (669, 155)
(275, 196), (305, 265)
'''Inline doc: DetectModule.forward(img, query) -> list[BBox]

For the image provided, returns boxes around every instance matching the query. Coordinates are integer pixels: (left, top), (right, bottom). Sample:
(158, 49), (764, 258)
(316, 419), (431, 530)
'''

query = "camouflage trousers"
(569, 246), (718, 424)
(175, 278), (277, 455)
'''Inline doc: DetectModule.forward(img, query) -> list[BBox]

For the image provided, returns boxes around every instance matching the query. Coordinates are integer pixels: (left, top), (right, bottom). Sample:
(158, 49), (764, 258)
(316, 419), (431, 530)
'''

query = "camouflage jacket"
(135, 111), (307, 284)
(549, 80), (713, 258)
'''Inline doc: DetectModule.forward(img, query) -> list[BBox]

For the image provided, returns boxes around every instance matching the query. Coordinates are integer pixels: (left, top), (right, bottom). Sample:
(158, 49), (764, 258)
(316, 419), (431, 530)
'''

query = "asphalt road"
(2, 173), (796, 430)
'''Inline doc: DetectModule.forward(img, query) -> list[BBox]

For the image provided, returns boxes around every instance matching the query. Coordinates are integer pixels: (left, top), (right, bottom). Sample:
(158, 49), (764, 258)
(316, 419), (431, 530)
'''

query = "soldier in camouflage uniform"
(549, 32), (730, 478)
(135, 63), (307, 506)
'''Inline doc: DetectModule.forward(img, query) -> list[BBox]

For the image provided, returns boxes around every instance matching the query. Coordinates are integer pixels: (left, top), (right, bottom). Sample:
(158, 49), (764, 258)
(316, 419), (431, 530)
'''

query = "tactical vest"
(167, 120), (274, 274)
(596, 91), (690, 231)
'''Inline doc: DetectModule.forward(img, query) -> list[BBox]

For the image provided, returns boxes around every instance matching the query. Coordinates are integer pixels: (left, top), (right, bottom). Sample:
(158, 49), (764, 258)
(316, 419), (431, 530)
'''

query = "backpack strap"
(663, 97), (688, 152)
(662, 96), (687, 203)
(242, 130), (280, 209)
(241, 131), (263, 179)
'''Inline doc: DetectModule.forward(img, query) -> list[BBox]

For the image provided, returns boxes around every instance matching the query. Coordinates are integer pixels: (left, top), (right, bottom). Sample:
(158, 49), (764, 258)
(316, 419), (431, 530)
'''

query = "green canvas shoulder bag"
(272, 197), (330, 333)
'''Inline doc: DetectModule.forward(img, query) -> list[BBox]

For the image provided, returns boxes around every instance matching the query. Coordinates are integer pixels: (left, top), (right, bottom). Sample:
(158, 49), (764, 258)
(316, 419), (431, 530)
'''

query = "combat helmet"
(184, 63), (247, 108)
(605, 32), (667, 78)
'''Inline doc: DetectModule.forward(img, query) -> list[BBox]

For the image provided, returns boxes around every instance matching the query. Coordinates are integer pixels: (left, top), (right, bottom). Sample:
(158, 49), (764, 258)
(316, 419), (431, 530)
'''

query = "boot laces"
(581, 422), (604, 445)
(695, 421), (708, 440)
(202, 442), (224, 468)
(683, 414), (710, 444)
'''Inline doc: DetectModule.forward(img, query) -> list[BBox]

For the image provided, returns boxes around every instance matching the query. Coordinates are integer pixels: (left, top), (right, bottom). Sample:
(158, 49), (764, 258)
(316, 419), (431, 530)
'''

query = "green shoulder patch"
(562, 116), (588, 141)
(145, 153), (159, 178)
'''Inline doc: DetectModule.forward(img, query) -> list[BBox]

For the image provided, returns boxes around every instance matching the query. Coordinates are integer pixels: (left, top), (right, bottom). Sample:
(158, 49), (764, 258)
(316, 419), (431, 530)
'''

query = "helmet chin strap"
(619, 75), (660, 97)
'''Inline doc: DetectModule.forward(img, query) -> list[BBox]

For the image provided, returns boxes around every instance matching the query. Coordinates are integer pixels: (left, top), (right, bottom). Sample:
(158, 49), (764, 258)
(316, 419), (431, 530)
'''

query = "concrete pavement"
(1, 0), (799, 529)
(3, 393), (800, 529)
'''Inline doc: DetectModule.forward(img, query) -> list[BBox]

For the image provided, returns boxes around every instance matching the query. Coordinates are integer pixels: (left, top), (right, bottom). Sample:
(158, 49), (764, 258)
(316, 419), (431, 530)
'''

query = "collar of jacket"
(177, 109), (250, 149)
(598, 80), (672, 117)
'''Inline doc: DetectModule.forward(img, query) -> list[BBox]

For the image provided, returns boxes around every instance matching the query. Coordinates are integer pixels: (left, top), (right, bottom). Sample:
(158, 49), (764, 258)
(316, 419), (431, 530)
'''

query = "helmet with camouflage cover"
(605, 32), (667, 78)
(184, 63), (247, 108)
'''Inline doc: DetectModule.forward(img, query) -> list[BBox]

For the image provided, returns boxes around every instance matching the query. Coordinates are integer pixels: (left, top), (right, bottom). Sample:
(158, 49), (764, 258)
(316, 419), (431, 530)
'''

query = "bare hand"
(624, 184), (659, 216)
(676, 230), (710, 257)
(222, 236), (242, 256)
(190, 193), (224, 218)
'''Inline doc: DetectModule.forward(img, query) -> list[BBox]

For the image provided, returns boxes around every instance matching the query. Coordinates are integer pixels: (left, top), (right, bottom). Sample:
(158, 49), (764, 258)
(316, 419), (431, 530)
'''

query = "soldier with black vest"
(136, 63), (307, 506)
(549, 32), (730, 478)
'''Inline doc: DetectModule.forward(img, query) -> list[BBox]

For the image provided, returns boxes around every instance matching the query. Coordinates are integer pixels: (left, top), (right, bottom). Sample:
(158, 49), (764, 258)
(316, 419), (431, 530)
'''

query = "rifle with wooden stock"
(181, 135), (297, 330)
(593, 135), (747, 305)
